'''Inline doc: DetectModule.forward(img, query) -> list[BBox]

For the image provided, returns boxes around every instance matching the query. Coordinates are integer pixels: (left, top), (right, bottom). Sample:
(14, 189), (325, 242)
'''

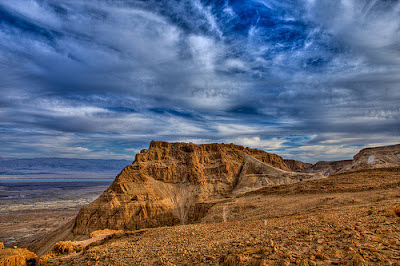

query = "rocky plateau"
(307, 144), (400, 176)
(2, 142), (400, 265)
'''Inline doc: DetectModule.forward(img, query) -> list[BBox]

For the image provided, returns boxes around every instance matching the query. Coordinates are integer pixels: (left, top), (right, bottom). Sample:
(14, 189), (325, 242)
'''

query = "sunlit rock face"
(0, 244), (39, 266)
(73, 141), (322, 235)
(308, 144), (400, 176)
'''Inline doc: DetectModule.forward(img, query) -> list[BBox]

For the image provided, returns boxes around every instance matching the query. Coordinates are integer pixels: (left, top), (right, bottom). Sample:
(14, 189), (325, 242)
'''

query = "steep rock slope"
(233, 154), (322, 194)
(73, 141), (323, 235)
(283, 159), (312, 172)
(308, 144), (400, 176)
(308, 160), (353, 176)
(352, 144), (400, 169)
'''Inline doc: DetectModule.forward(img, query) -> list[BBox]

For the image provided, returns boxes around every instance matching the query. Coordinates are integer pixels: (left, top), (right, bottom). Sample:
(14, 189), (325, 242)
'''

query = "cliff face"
(283, 159), (312, 172)
(308, 144), (400, 176)
(0, 245), (38, 266)
(73, 141), (323, 235)
(352, 144), (400, 169)
(308, 160), (353, 176)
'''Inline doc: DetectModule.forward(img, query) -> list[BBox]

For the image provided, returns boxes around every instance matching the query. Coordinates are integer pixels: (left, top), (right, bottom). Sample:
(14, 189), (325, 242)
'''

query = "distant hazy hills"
(0, 158), (131, 178)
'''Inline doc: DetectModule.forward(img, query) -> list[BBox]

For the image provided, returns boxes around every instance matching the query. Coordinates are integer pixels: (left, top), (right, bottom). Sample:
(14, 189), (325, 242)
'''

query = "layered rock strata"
(308, 144), (400, 175)
(73, 141), (323, 234)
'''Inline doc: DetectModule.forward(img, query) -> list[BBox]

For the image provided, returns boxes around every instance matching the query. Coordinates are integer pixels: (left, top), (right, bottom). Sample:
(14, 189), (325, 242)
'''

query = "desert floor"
(48, 168), (400, 265)
(0, 181), (110, 248)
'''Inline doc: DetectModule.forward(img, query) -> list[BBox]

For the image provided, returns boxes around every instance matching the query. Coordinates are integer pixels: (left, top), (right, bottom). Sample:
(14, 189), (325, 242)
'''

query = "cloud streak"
(0, 0), (399, 162)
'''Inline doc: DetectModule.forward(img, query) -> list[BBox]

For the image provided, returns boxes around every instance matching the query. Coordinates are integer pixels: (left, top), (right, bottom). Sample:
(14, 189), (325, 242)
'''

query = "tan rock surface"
(307, 160), (353, 176)
(0, 247), (38, 266)
(351, 144), (400, 169)
(49, 167), (400, 265)
(308, 144), (400, 175)
(73, 141), (323, 235)
(283, 159), (312, 172)
(31, 142), (400, 258)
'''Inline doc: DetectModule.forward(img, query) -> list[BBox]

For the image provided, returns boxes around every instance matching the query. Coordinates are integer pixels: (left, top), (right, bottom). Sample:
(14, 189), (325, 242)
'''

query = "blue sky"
(0, 0), (399, 162)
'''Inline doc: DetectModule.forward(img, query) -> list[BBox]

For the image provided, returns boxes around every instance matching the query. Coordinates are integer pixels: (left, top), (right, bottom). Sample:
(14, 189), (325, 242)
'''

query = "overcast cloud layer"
(0, 0), (399, 162)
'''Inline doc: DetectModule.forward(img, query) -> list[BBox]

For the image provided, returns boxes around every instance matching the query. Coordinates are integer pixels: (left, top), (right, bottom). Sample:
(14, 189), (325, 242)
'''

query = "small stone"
(352, 254), (366, 265)
(281, 259), (290, 266)
(309, 261), (317, 266)
(270, 240), (275, 247)
(299, 259), (309, 266)
(333, 249), (343, 258)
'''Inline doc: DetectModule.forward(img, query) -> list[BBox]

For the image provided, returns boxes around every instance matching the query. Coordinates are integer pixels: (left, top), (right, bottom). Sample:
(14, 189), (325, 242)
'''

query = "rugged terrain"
(72, 141), (323, 235)
(0, 244), (39, 266)
(47, 167), (400, 265)
(308, 144), (400, 175)
(3, 142), (400, 265)
(283, 159), (312, 172)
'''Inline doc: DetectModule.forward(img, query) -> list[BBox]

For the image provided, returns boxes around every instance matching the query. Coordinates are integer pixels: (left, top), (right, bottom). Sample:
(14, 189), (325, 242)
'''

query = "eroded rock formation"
(308, 144), (400, 175)
(73, 141), (323, 235)
(283, 159), (312, 172)
(352, 144), (400, 169)
(307, 160), (353, 176)
(0, 246), (38, 266)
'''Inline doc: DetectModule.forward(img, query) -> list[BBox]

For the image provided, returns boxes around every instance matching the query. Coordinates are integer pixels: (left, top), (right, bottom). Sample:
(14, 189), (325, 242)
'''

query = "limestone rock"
(351, 144), (400, 170)
(233, 154), (323, 194)
(308, 160), (353, 176)
(0, 247), (38, 266)
(73, 141), (323, 235)
(283, 159), (312, 172)
(308, 144), (400, 176)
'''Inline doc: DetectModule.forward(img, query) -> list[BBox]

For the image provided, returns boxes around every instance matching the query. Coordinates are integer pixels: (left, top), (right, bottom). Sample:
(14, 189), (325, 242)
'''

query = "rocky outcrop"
(27, 219), (78, 257)
(283, 159), (312, 172)
(352, 144), (400, 170)
(0, 247), (38, 266)
(73, 141), (323, 235)
(308, 144), (400, 176)
(233, 154), (322, 194)
(308, 160), (353, 176)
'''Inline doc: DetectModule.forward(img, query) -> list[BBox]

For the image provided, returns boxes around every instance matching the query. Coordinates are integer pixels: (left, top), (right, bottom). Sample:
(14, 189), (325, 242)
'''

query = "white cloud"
(189, 35), (220, 71)
(0, 0), (398, 162)
(305, 0), (400, 65)
(192, 0), (223, 37)
(226, 136), (286, 151)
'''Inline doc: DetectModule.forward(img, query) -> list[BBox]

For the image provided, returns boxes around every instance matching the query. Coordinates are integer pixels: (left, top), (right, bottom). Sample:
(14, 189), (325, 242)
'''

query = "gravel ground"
(49, 168), (400, 265)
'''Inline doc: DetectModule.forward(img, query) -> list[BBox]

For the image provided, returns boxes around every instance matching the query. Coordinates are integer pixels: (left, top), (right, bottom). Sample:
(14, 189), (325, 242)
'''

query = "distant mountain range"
(0, 158), (131, 178)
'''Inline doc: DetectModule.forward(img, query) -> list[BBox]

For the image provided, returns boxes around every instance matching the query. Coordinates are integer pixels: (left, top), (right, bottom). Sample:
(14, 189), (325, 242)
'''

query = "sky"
(0, 0), (399, 163)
